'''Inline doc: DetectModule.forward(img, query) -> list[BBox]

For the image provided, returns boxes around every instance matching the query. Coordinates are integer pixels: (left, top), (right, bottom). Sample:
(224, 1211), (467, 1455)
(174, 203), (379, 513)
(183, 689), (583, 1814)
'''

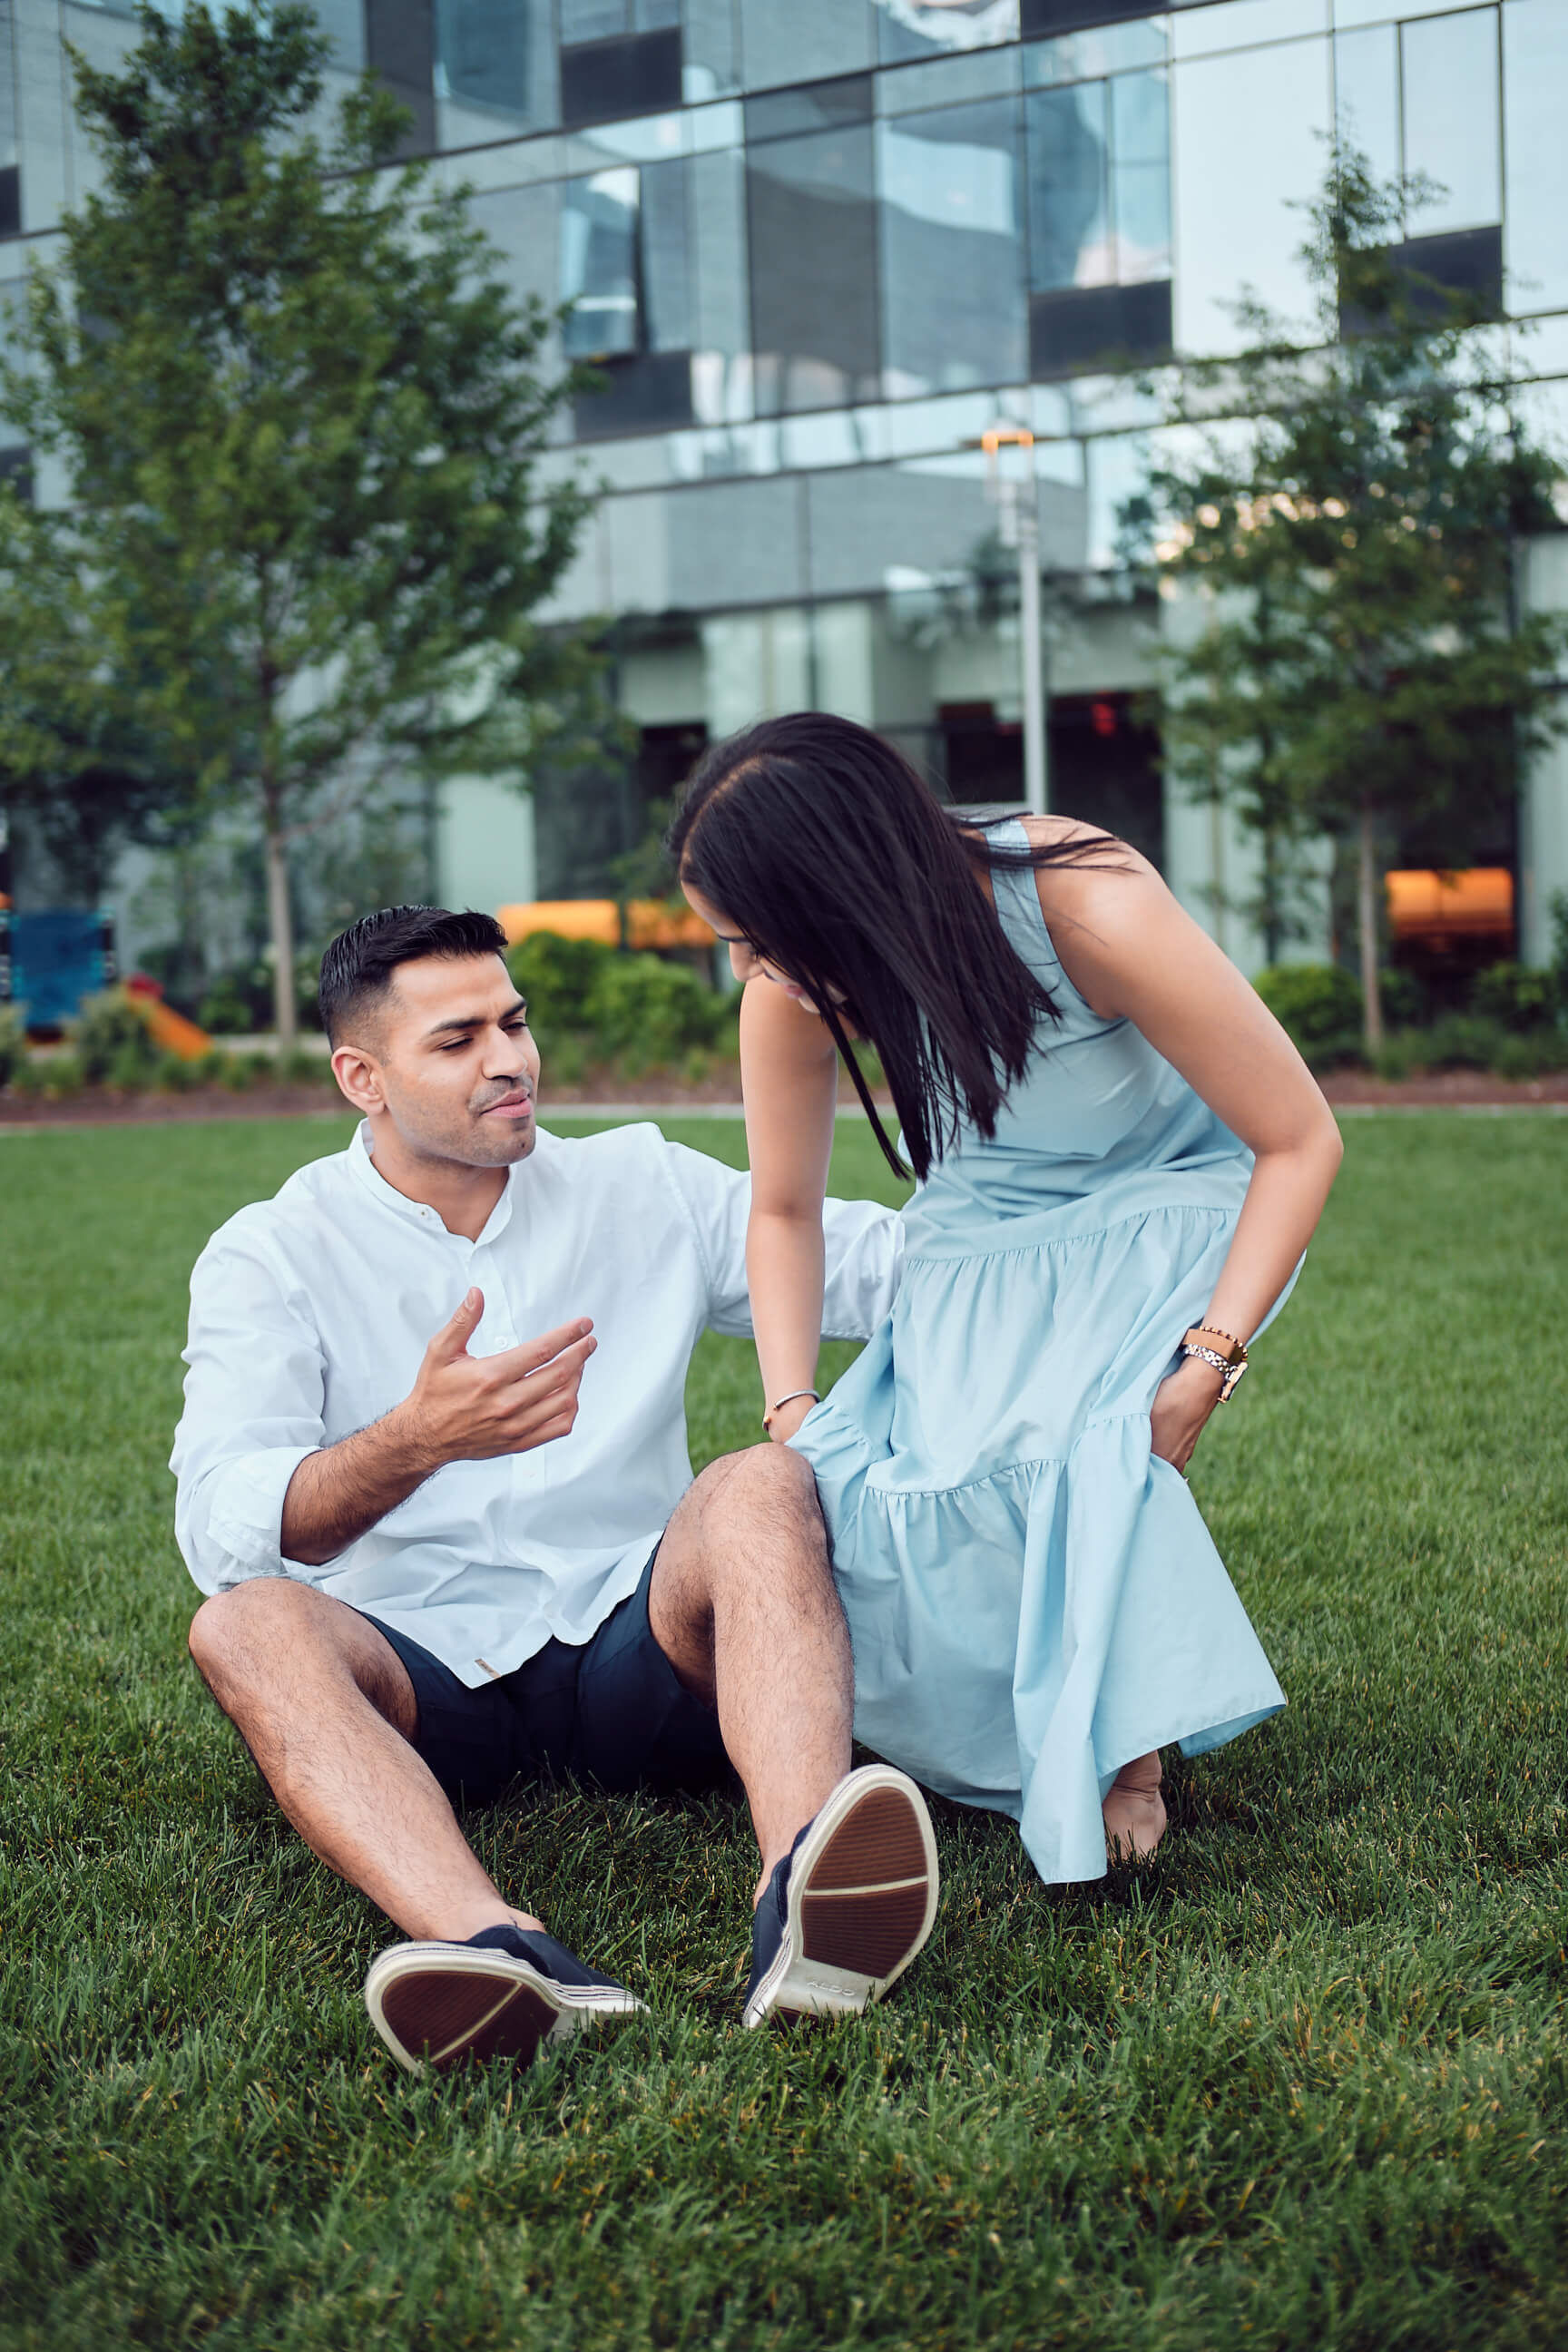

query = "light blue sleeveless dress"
(790, 821), (1289, 1885)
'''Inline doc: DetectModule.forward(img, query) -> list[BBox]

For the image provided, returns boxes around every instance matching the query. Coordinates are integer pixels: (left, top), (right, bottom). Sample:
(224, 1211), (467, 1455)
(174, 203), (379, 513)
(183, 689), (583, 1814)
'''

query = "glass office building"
(4, 0), (1568, 965)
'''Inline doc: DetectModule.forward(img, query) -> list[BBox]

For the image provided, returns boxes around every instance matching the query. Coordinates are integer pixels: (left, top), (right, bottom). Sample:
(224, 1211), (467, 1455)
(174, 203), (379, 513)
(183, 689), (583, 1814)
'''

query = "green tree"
(1144, 153), (1568, 1052)
(0, 1), (595, 1047)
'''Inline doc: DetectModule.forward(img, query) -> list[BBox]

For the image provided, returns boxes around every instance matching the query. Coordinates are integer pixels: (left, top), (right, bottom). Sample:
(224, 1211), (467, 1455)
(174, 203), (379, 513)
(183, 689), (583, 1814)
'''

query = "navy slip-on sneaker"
(742, 1765), (939, 2028)
(365, 1923), (642, 2075)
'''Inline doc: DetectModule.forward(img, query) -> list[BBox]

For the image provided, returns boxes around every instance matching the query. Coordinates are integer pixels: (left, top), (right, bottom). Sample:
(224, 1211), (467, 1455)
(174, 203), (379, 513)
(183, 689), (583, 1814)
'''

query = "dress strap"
(985, 817), (1063, 985)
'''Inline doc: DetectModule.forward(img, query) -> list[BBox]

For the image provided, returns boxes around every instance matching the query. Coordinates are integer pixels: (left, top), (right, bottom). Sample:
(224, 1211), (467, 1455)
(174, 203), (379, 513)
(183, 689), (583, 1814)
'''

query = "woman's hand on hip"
(1150, 1355), (1226, 1476)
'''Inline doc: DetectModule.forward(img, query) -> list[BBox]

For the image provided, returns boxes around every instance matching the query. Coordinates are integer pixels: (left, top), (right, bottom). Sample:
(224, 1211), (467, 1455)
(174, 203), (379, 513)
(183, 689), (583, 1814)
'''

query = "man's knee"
(188, 1577), (326, 1690)
(682, 1442), (825, 1561)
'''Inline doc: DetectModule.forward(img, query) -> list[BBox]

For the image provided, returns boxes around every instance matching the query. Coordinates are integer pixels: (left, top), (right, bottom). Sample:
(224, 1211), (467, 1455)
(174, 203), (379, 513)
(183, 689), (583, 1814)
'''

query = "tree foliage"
(1142, 153), (1568, 1049)
(0, 1), (601, 1043)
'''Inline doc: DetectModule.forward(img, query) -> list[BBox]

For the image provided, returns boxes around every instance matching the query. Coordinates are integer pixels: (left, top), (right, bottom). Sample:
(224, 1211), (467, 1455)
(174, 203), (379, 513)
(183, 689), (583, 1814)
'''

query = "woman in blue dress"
(671, 712), (1343, 1885)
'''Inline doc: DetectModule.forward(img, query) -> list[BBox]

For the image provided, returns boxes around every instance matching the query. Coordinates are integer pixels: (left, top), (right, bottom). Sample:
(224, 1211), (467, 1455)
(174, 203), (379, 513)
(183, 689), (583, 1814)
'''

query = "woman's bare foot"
(1102, 1749), (1167, 1861)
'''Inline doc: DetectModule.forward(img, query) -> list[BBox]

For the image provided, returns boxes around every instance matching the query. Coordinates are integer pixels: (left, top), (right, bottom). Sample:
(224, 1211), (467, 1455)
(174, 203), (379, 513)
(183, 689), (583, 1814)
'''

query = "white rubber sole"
(365, 1941), (642, 2075)
(744, 1765), (940, 2028)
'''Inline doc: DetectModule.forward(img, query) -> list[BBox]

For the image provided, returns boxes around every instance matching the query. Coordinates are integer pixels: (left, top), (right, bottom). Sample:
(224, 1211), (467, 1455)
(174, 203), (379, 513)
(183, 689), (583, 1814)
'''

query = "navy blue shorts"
(360, 1546), (730, 1809)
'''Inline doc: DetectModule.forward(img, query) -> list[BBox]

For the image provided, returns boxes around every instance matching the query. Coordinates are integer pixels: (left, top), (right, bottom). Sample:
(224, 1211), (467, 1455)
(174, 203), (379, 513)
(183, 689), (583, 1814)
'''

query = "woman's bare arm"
(739, 975), (841, 1443)
(1029, 823), (1344, 1468)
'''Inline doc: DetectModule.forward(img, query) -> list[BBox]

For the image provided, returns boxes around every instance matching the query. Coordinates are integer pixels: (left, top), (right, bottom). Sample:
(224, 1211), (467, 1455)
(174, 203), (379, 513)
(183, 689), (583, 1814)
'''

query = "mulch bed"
(3, 1064), (1567, 1128)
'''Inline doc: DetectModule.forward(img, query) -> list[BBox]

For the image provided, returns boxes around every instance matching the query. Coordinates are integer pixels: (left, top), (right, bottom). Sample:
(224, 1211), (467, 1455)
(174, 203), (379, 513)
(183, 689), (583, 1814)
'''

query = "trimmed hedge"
(506, 933), (735, 1078)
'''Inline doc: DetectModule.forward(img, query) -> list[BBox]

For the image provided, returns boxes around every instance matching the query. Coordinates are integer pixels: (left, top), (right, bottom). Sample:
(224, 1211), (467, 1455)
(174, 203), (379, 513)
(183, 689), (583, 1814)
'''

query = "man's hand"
(399, 1289), (597, 1475)
(280, 1290), (595, 1567)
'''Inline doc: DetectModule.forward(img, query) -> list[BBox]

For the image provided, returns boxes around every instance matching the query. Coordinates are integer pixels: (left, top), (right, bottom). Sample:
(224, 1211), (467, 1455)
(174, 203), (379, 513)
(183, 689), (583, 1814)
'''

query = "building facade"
(4, 0), (1568, 971)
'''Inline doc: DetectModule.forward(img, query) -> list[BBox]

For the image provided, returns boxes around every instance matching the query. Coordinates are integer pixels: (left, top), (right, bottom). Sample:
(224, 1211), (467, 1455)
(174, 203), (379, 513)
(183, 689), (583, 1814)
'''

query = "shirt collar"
(348, 1119), (518, 1243)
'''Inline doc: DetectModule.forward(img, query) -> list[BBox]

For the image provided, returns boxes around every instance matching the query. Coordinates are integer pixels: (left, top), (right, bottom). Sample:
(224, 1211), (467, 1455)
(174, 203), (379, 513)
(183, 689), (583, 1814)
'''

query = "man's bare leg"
(188, 1579), (540, 1941)
(649, 1444), (853, 1899)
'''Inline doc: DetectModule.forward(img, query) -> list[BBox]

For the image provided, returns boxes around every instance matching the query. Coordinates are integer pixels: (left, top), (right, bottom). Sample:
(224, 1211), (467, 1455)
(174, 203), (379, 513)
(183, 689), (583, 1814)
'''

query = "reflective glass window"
(1332, 24), (1399, 186)
(877, 45), (1020, 113)
(472, 183), (562, 316)
(436, 0), (546, 118)
(878, 97), (1026, 397)
(747, 125), (880, 413)
(739, 0), (874, 92)
(691, 146), (752, 419)
(682, 0), (740, 100)
(1171, 36), (1330, 353)
(1171, 0), (1326, 61)
(1024, 18), (1167, 83)
(641, 155), (692, 350)
(1401, 7), (1500, 236)
(561, 168), (642, 357)
(1503, 0), (1568, 314)
(872, 0), (1019, 66)
(1108, 69), (1170, 280)
(1026, 66), (1170, 292)
(1026, 82), (1111, 289)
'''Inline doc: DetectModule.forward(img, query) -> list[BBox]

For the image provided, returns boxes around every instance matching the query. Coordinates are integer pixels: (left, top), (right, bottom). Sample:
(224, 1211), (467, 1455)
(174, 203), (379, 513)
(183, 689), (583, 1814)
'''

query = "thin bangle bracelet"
(762, 1387), (819, 1431)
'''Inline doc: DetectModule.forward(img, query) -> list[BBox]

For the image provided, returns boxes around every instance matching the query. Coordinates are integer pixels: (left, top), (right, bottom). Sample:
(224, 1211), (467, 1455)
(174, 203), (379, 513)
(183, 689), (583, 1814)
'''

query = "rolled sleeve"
(171, 1224), (328, 1593)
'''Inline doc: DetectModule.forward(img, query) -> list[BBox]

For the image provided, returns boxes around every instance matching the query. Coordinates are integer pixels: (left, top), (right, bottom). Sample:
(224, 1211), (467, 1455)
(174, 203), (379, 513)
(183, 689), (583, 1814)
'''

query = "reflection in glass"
(747, 126), (880, 413)
(682, 0), (740, 101)
(1109, 71), (1170, 282)
(1332, 24), (1399, 188)
(1026, 83), (1111, 289)
(740, 0), (874, 92)
(1402, 7), (1500, 236)
(1171, 37), (1329, 354)
(878, 98), (1025, 396)
(691, 147), (751, 421)
(436, 0), (532, 115)
(1171, 0), (1325, 64)
(561, 168), (642, 358)
(1503, 0), (1568, 315)
(1024, 19), (1167, 87)
(641, 158), (692, 350)
(873, 0), (1018, 67)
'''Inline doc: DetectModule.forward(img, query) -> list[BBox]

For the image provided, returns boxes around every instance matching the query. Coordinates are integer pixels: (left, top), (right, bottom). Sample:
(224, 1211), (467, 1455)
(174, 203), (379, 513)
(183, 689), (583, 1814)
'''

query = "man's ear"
(331, 1041), (385, 1115)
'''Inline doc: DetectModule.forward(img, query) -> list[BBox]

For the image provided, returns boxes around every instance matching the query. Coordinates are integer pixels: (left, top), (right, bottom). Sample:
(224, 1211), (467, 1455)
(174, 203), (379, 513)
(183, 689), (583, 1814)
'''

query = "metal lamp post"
(981, 425), (1047, 818)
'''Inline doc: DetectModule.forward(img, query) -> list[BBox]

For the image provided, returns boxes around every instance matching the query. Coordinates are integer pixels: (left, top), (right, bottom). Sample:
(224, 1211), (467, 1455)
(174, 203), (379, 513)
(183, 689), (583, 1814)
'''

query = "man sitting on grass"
(173, 906), (939, 2075)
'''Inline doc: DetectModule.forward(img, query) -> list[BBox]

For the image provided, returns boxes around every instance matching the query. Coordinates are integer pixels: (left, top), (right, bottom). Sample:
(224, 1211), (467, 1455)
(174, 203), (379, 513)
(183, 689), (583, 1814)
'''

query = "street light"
(976, 426), (1047, 818)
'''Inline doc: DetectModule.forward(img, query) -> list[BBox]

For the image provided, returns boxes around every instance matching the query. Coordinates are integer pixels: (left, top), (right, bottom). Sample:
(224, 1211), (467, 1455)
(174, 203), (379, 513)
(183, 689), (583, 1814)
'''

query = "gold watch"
(1180, 1326), (1249, 1401)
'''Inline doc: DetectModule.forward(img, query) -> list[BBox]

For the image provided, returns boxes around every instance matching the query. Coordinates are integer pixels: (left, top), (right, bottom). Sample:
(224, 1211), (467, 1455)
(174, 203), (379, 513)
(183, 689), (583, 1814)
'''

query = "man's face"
(343, 953), (543, 1168)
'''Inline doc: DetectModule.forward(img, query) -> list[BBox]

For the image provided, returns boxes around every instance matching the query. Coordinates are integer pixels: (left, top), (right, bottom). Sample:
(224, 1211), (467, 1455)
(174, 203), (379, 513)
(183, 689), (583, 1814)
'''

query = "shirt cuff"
(204, 1446), (321, 1583)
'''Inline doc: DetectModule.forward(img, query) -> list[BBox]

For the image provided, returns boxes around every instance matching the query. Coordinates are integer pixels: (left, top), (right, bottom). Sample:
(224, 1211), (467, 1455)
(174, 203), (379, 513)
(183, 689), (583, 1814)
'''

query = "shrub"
(72, 991), (161, 1084)
(0, 1004), (26, 1088)
(506, 933), (734, 1074)
(1469, 962), (1559, 1032)
(505, 933), (612, 1047)
(197, 976), (254, 1034)
(1372, 1033), (1416, 1082)
(1419, 1013), (1505, 1070)
(1379, 967), (1426, 1027)
(1252, 964), (1364, 1067)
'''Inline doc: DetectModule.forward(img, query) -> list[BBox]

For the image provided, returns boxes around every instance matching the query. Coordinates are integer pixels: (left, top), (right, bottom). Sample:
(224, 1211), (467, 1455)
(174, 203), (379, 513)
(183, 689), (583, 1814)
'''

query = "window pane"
(873, 0), (1020, 67)
(739, 0), (874, 91)
(1402, 7), (1501, 235)
(1024, 18), (1168, 85)
(1026, 82), (1111, 290)
(691, 146), (752, 420)
(561, 168), (642, 357)
(471, 181), (562, 316)
(1171, 35), (1330, 353)
(747, 126), (880, 413)
(1332, 24), (1399, 187)
(1504, 0), (1568, 314)
(1171, 0), (1326, 62)
(1109, 69), (1170, 280)
(682, 0), (740, 100)
(562, 0), (628, 38)
(436, 0), (546, 118)
(642, 155), (692, 350)
(878, 97), (1026, 397)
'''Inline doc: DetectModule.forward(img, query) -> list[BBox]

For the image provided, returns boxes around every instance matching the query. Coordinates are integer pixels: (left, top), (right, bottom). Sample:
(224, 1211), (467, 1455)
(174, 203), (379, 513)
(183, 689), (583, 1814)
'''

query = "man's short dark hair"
(318, 906), (510, 1046)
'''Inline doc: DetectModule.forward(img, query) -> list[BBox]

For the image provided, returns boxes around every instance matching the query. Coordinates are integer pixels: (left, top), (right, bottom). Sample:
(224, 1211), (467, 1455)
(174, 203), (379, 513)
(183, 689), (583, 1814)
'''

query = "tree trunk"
(265, 817), (298, 1056)
(1357, 805), (1384, 1058)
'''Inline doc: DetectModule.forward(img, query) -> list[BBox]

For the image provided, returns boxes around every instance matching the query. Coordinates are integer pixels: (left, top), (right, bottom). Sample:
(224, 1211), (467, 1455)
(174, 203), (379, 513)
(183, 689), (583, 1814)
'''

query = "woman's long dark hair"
(667, 712), (1124, 1181)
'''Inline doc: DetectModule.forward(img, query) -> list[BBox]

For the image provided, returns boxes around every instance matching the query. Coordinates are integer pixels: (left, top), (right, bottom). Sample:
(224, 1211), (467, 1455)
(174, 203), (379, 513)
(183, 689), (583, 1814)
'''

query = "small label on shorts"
(475, 1656), (502, 1680)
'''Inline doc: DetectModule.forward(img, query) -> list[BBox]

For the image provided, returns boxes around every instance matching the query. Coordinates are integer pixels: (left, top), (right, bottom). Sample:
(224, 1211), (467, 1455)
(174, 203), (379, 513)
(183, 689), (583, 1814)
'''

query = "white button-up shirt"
(172, 1121), (900, 1687)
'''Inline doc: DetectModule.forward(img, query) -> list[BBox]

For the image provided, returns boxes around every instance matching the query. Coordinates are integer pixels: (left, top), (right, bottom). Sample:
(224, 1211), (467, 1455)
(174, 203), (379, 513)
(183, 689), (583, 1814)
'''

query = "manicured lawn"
(1, 1109), (1565, 2351)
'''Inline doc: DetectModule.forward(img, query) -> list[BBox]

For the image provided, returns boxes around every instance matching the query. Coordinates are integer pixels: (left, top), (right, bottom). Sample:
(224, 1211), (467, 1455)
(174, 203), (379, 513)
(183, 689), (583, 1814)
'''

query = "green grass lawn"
(2, 1110), (1565, 2351)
